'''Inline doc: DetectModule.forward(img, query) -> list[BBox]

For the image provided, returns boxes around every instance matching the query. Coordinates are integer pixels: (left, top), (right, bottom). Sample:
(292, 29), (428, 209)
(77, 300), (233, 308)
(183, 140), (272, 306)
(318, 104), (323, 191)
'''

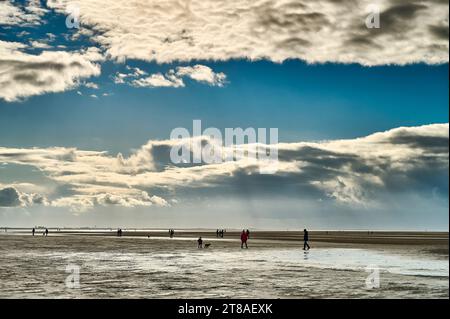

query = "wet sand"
(4, 228), (447, 255)
(0, 230), (448, 298)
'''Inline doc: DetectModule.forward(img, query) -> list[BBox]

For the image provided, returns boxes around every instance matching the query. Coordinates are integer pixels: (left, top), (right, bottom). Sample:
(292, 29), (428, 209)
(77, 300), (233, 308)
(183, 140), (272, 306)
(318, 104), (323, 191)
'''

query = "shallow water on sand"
(0, 235), (448, 298)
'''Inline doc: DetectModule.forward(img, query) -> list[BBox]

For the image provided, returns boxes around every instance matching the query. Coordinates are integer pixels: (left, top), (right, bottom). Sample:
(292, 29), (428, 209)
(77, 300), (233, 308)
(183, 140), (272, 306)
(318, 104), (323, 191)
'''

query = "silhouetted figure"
(246, 229), (250, 239)
(32, 228), (35, 236)
(169, 229), (175, 238)
(45, 228), (49, 236)
(117, 228), (122, 237)
(303, 229), (310, 250)
(197, 237), (203, 248)
(241, 230), (248, 249)
(216, 229), (219, 238)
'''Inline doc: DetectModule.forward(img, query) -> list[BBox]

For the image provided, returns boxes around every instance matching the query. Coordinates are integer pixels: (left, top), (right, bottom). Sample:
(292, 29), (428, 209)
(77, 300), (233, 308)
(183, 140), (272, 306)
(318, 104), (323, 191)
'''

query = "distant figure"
(216, 229), (219, 238)
(32, 228), (35, 236)
(45, 228), (48, 236)
(197, 237), (203, 248)
(246, 229), (250, 239)
(241, 230), (248, 249)
(117, 228), (122, 237)
(303, 229), (310, 250)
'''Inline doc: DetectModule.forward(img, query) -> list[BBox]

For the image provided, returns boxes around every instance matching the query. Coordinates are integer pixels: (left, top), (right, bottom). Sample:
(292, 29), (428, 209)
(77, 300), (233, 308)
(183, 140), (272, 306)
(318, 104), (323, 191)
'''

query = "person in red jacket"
(241, 230), (248, 249)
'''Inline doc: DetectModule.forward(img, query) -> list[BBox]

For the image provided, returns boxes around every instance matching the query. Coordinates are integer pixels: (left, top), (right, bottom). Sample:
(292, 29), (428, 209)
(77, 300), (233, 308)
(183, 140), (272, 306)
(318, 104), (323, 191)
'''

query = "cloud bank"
(1, 0), (448, 101)
(46, 0), (449, 65)
(0, 124), (447, 212)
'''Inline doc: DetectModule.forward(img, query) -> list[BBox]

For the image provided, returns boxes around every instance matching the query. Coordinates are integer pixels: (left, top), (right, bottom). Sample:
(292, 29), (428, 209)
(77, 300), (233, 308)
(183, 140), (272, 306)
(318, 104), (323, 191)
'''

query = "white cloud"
(131, 73), (184, 88)
(0, 0), (47, 26)
(175, 65), (227, 87)
(46, 0), (449, 66)
(117, 64), (226, 88)
(0, 124), (447, 211)
(0, 42), (103, 102)
(29, 40), (52, 49)
(84, 82), (98, 89)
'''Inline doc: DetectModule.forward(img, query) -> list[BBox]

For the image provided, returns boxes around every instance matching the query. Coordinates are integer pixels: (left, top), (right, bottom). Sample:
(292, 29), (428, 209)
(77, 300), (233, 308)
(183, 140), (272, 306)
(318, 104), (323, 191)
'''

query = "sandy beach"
(0, 230), (448, 299)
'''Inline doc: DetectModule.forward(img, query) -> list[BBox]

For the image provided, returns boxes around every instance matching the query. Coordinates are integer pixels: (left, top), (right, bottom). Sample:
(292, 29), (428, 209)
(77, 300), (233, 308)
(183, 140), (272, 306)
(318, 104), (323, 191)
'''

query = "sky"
(0, 0), (448, 230)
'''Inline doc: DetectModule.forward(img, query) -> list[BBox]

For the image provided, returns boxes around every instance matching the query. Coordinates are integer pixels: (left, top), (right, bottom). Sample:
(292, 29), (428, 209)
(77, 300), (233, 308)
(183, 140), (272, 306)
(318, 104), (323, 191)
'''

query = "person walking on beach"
(32, 227), (35, 236)
(303, 229), (310, 250)
(241, 230), (248, 249)
(246, 229), (250, 239)
(197, 237), (203, 248)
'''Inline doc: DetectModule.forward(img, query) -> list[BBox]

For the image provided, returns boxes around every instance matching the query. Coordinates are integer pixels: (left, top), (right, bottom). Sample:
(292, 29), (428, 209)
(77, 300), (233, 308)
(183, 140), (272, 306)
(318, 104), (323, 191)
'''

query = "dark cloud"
(429, 25), (450, 41)
(0, 187), (22, 207)
(389, 135), (449, 151)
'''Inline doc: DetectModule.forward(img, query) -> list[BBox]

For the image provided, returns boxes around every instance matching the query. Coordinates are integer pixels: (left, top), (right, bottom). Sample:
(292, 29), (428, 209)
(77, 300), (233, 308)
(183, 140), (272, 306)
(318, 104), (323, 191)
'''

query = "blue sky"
(0, 0), (448, 229)
(1, 60), (448, 154)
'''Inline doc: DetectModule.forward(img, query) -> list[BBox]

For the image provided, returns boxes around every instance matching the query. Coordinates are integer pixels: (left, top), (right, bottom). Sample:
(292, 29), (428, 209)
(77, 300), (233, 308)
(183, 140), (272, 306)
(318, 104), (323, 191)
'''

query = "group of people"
(28, 226), (310, 250)
(31, 228), (48, 236)
(201, 228), (310, 250)
(215, 229), (226, 238)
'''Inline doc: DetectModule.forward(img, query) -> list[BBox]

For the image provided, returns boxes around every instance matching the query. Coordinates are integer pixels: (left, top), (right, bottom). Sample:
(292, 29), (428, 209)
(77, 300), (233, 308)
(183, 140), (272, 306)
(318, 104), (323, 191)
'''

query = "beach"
(0, 230), (448, 299)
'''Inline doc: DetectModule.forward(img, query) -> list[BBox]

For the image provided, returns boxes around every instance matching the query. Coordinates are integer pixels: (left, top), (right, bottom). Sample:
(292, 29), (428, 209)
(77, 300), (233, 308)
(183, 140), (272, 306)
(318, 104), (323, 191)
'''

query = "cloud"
(29, 40), (52, 49)
(131, 73), (184, 88)
(0, 123), (447, 211)
(0, 186), (49, 207)
(117, 64), (227, 88)
(0, 43), (103, 102)
(45, 0), (448, 66)
(175, 65), (227, 87)
(0, 187), (22, 207)
(0, 0), (47, 26)
(51, 192), (168, 213)
(84, 82), (98, 89)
